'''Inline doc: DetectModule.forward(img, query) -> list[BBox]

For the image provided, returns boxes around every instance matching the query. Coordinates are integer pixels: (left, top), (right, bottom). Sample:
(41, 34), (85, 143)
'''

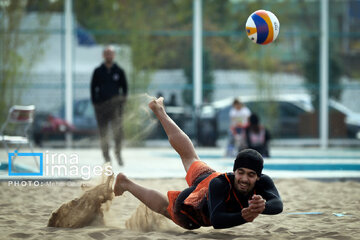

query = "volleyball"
(246, 10), (280, 45)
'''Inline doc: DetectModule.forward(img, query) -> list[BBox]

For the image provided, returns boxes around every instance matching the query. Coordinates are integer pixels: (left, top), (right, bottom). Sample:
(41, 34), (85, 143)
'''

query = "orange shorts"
(185, 160), (216, 186)
(166, 161), (216, 229)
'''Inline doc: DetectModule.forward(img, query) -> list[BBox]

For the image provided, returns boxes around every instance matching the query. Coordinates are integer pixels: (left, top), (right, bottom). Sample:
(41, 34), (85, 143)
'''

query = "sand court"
(1, 147), (360, 239)
(1, 176), (359, 240)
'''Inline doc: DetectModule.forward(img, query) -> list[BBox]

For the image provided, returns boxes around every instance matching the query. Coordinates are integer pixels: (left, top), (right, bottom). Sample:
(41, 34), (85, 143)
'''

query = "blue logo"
(8, 150), (43, 176)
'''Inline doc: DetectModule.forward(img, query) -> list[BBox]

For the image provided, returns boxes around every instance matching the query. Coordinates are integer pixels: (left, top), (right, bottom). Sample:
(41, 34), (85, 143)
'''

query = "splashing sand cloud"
(47, 174), (114, 228)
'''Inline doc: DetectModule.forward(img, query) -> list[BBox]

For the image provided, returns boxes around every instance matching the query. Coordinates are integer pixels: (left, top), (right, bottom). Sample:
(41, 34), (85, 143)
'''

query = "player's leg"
(148, 97), (199, 172)
(114, 173), (170, 218)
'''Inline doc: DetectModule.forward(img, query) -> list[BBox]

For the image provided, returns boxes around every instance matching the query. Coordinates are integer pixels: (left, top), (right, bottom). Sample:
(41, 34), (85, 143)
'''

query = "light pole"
(320, 0), (329, 149)
(193, 0), (203, 109)
(193, 0), (203, 144)
(64, 0), (73, 148)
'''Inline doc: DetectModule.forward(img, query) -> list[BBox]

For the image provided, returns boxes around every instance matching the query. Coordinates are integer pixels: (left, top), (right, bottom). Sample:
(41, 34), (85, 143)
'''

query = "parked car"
(33, 97), (197, 145)
(201, 94), (360, 140)
(329, 99), (360, 138)
(206, 94), (313, 139)
(69, 99), (196, 140)
(58, 99), (98, 135)
(32, 99), (98, 146)
(32, 112), (75, 146)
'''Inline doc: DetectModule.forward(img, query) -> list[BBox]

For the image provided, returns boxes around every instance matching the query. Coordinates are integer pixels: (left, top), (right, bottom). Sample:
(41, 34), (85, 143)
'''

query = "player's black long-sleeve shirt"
(91, 63), (128, 104)
(207, 173), (283, 229)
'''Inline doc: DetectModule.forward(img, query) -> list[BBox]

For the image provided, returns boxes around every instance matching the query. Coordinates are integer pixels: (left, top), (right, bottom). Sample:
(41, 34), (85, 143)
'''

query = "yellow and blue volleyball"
(246, 10), (280, 45)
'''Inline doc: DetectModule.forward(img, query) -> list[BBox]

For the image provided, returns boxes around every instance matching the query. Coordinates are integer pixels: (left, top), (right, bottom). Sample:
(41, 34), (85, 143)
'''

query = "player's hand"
(248, 195), (266, 214)
(241, 207), (259, 222)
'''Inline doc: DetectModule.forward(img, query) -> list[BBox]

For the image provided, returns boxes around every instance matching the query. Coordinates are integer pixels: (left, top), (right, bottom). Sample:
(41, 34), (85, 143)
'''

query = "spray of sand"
(47, 174), (178, 231)
(125, 203), (175, 232)
(122, 93), (159, 144)
(47, 173), (114, 228)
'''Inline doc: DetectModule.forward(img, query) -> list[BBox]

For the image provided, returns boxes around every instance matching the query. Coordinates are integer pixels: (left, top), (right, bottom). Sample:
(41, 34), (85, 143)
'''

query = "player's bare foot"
(114, 173), (129, 196)
(148, 97), (165, 113)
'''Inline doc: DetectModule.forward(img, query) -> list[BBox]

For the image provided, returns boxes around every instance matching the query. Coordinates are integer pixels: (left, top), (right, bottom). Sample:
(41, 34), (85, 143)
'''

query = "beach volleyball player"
(114, 97), (283, 229)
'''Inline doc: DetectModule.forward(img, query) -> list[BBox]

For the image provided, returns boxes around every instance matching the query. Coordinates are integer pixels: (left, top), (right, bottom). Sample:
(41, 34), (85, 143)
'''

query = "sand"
(1, 178), (359, 240)
(47, 175), (114, 228)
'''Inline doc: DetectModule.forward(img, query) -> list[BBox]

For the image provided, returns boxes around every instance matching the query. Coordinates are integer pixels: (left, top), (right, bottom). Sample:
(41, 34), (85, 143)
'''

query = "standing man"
(91, 45), (128, 166)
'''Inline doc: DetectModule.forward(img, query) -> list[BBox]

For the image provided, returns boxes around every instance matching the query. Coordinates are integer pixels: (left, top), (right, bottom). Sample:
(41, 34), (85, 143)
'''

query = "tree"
(0, 0), (49, 124)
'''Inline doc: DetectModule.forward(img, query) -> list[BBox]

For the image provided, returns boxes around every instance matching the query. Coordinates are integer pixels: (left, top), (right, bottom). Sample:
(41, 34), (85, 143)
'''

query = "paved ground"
(1, 145), (360, 181)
